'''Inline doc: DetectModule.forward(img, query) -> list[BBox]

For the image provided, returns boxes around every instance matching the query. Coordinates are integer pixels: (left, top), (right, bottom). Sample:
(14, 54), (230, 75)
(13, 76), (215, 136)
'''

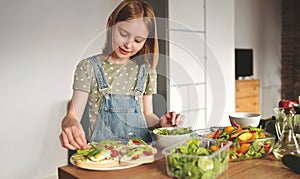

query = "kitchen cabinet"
(235, 80), (260, 114)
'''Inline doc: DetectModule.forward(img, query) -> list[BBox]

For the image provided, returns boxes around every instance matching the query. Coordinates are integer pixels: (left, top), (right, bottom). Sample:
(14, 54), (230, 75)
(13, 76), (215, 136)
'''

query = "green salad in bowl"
(153, 127), (192, 135)
(152, 127), (193, 149)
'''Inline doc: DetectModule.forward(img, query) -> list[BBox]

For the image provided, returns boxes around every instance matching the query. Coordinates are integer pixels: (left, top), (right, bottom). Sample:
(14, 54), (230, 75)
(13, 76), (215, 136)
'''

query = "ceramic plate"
(70, 156), (141, 171)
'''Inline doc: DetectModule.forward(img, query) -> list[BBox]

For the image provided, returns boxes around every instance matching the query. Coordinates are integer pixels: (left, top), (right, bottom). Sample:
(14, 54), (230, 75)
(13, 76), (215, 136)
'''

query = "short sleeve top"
(72, 54), (157, 133)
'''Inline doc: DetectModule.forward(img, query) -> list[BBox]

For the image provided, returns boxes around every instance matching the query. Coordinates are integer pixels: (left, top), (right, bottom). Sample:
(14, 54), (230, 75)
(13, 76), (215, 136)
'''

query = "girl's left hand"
(160, 111), (185, 127)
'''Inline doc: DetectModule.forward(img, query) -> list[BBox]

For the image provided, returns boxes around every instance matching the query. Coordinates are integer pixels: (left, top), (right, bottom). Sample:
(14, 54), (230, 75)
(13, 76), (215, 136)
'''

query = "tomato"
(132, 140), (141, 145)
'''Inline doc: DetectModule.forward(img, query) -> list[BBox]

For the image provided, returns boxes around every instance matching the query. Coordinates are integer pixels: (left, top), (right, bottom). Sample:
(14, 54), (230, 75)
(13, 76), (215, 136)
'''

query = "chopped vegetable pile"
(164, 138), (230, 179)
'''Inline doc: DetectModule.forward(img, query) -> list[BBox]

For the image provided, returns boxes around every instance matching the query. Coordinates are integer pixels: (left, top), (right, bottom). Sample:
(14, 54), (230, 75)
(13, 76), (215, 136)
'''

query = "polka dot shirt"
(72, 54), (157, 133)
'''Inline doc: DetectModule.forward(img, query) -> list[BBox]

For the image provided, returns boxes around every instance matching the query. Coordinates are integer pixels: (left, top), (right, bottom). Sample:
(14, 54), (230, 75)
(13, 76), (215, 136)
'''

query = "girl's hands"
(59, 117), (89, 150)
(160, 111), (185, 127)
(60, 91), (89, 150)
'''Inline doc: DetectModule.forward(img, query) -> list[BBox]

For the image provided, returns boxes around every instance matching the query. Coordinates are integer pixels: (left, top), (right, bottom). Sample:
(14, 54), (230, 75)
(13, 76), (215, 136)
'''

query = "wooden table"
(58, 154), (299, 179)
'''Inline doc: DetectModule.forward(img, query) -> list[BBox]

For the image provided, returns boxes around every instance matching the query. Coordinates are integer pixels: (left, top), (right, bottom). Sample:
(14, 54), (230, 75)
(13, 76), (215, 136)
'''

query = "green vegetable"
(86, 150), (101, 158)
(76, 147), (94, 156)
(217, 131), (230, 140)
(166, 139), (229, 179)
(155, 127), (192, 135)
(198, 158), (213, 171)
(74, 140), (116, 159)
(126, 148), (144, 157)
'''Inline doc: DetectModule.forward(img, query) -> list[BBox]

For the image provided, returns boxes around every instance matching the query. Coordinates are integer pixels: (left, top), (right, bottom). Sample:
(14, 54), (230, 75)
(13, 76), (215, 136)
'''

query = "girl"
(59, 0), (184, 150)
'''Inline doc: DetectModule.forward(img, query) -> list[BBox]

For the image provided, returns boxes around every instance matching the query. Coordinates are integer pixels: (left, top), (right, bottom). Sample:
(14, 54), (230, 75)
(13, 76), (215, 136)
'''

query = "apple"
(278, 99), (298, 108)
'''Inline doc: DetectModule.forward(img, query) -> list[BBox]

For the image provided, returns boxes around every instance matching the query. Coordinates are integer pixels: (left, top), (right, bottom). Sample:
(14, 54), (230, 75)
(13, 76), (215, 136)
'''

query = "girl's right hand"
(59, 117), (89, 150)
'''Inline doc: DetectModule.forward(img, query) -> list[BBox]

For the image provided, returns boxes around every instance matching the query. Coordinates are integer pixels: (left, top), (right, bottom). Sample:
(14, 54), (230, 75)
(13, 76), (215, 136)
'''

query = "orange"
(250, 133), (259, 140)
(211, 145), (220, 152)
(231, 130), (244, 139)
(224, 126), (235, 134)
(237, 143), (251, 154)
(238, 132), (253, 141)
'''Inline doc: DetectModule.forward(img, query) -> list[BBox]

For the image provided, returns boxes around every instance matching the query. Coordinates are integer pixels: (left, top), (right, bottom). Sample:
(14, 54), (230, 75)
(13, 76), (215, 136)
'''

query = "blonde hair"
(102, 0), (159, 70)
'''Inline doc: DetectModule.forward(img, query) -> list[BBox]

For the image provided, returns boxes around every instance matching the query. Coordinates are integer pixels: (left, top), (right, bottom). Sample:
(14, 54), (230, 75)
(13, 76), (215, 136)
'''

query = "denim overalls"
(81, 56), (152, 144)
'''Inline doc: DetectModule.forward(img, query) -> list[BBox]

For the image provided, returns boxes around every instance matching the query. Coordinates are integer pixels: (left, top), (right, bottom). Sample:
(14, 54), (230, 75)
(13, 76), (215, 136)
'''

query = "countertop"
(58, 154), (299, 179)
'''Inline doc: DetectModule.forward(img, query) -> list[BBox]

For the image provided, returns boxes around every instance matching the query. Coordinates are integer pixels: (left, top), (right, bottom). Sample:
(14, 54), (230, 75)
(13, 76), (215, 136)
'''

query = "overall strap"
(134, 63), (150, 94)
(89, 56), (109, 91)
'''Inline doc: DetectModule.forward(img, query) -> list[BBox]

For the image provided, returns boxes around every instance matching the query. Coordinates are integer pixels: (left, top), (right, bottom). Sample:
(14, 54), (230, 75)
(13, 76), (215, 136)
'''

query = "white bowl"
(229, 112), (261, 127)
(152, 127), (192, 149)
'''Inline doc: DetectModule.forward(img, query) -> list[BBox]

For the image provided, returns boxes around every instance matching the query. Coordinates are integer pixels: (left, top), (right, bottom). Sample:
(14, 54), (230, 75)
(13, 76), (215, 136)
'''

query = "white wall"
(168, 0), (281, 127)
(0, 0), (120, 178)
(206, 0), (235, 126)
(168, 0), (207, 129)
(235, 0), (281, 118)
(168, 0), (235, 128)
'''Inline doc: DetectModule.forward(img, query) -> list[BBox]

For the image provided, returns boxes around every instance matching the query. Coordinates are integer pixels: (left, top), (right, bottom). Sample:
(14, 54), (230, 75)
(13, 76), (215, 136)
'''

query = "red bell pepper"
(212, 130), (221, 139)
(231, 119), (242, 131)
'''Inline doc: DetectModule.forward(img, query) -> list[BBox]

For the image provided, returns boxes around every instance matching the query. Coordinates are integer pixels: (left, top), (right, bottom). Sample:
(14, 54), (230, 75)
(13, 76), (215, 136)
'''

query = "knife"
(281, 154), (300, 174)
